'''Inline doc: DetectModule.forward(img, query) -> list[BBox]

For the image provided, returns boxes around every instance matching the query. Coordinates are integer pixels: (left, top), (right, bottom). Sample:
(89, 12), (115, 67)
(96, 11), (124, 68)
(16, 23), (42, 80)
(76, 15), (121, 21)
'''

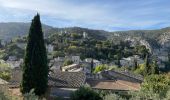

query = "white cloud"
(0, 0), (170, 31)
(0, 0), (109, 20)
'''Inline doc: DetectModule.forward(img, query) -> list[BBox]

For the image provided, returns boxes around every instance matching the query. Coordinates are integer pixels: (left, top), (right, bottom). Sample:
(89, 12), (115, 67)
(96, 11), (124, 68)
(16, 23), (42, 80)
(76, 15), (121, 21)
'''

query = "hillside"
(111, 27), (170, 49)
(0, 23), (110, 41)
(0, 22), (52, 40)
(0, 22), (170, 49)
(111, 27), (170, 40)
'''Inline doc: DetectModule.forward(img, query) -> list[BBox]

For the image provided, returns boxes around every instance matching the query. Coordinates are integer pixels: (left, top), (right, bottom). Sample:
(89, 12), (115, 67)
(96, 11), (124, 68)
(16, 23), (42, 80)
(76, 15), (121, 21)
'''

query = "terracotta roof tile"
(87, 79), (141, 91)
(48, 71), (86, 88)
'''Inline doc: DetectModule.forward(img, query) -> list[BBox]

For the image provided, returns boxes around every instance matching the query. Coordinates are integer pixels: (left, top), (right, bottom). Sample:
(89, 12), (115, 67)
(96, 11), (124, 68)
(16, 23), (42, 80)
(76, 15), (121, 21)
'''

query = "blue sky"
(0, 0), (170, 31)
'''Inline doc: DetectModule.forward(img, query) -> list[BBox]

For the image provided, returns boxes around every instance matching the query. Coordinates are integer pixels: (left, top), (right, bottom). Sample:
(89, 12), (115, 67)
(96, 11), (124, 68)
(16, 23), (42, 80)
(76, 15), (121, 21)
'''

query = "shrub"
(141, 74), (170, 94)
(93, 64), (109, 73)
(0, 72), (11, 81)
(23, 89), (46, 100)
(70, 86), (102, 100)
(129, 90), (160, 100)
(63, 60), (73, 66)
(103, 94), (125, 100)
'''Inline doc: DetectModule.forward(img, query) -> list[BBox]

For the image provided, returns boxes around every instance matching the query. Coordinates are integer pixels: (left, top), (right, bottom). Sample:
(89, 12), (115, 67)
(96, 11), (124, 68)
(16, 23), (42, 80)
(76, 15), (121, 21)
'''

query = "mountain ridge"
(1, 22), (170, 49)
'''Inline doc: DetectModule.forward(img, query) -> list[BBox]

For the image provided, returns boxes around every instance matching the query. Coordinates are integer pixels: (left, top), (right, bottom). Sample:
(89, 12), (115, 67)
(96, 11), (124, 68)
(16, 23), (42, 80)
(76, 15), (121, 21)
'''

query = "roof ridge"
(111, 70), (143, 81)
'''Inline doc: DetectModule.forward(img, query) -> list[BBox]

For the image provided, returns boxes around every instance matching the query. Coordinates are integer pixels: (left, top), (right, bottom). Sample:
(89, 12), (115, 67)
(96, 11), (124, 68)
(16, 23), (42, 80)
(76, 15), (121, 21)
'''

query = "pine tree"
(21, 14), (48, 96)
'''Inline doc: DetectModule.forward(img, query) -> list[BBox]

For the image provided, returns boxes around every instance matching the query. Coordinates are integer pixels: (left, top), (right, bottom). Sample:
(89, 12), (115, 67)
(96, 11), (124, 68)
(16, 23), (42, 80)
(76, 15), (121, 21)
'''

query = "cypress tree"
(21, 14), (48, 96)
(91, 58), (94, 73)
(151, 59), (159, 74)
(0, 39), (3, 48)
(143, 54), (150, 76)
(168, 53), (170, 62)
(132, 58), (138, 71)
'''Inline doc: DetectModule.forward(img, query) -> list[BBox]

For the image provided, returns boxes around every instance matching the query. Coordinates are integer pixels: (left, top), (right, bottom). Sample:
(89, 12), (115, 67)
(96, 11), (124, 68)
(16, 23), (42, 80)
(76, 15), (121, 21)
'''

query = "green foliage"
(71, 33), (82, 39)
(0, 43), (24, 60)
(103, 94), (125, 100)
(51, 51), (65, 57)
(134, 63), (145, 75)
(141, 74), (170, 94)
(151, 59), (159, 74)
(24, 89), (42, 100)
(90, 59), (94, 73)
(129, 88), (170, 100)
(67, 46), (78, 54)
(47, 32), (143, 63)
(135, 45), (149, 58)
(132, 59), (138, 71)
(102, 89), (170, 100)
(129, 90), (161, 100)
(143, 55), (150, 76)
(21, 14), (49, 96)
(13, 36), (27, 43)
(0, 72), (11, 81)
(93, 64), (109, 73)
(63, 59), (73, 66)
(0, 61), (11, 81)
(70, 86), (102, 100)
(166, 88), (170, 99)
(134, 55), (160, 76)
(70, 41), (79, 46)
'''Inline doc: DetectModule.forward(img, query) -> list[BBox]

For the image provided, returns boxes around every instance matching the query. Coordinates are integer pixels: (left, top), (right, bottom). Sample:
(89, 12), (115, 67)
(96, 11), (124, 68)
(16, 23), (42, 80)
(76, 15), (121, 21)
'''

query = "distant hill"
(0, 22), (170, 49)
(0, 22), (52, 40)
(111, 27), (170, 40)
(111, 27), (170, 49)
(0, 22), (110, 41)
(46, 27), (110, 40)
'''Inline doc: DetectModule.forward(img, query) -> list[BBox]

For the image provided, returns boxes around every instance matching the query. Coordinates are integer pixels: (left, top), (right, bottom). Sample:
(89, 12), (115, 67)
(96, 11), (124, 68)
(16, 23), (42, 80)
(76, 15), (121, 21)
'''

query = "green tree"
(135, 45), (149, 58)
(151, 59), (159, 74)
(142, 74), (170, 94)
(91, 58), (94, 73)
(94, 64), (108, 73)
(114, 54), (121, 67)
(0, 39), (3, 48)
(103, 94), (125, 100)
(168, 53), (170, 62)
(70, 86), (102, 100)
(132, 58), (138, 71)
(63, 59), (73, 66)
(143, 54), (150, 76)
(21, 14), (48, 96)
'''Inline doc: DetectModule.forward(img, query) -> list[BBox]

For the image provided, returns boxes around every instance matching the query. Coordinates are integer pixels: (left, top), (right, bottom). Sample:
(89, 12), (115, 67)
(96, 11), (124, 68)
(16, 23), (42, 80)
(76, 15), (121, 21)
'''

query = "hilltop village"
(0, 16), (170, 99)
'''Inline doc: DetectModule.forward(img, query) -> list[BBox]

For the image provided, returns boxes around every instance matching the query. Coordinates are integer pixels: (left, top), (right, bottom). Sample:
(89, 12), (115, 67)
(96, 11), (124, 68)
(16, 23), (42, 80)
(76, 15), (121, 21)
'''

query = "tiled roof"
(110, 70), (143, 81)
(87, 79), (141, 91)
(48, 71), (86, 88)
(8, 69), (86, 88)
